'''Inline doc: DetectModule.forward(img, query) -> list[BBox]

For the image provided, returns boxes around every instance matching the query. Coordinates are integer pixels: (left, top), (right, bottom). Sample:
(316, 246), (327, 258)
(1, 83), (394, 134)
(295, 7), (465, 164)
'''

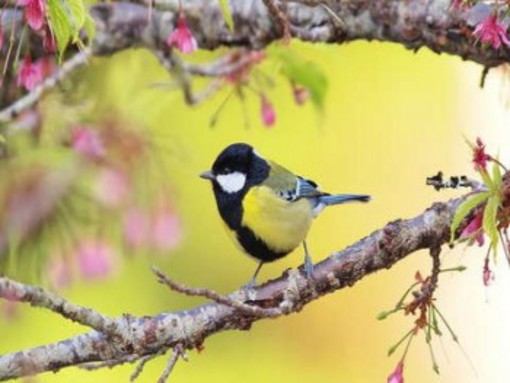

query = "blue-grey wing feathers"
(318, 194), (371, 205)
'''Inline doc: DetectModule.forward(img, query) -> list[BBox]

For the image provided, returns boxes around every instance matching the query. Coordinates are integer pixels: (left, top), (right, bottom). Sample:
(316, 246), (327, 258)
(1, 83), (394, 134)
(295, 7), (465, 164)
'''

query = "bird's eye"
(223, 167), (231, 174)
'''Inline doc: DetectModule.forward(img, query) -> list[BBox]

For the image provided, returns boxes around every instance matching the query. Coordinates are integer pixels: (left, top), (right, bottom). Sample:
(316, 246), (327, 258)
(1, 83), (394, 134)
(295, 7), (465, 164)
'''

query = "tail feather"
(318, 194), (371, 206)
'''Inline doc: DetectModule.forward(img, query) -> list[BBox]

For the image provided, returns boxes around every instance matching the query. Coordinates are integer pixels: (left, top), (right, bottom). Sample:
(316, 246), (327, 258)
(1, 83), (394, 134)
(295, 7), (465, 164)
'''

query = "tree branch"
(0, 195), (463, 381)
(0, 0), (504, 119)
(76, 0), (510, 66)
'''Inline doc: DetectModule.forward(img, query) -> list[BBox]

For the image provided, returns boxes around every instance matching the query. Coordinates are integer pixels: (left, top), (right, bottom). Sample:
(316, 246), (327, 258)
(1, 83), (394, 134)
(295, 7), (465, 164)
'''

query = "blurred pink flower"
(71, 126), (105, 161)
(473, 14), (510, 50)
(166, 13), (198, 54)
(94, 168), (129, 208)
(48, 257), (73, 289)
(42, 25), (56, 53)
(123, 206), (181, 251)
(460, 211), (484, 246)
(76, 240), (115, 280)
(123, 208), (150, 248)
(152, 207), (181, 251)
(260, 95), (276, 127)
(17, 55), (44, 91)
(17, 0), (45, 31)
(0, 26), (4, 51)
(387, 362), (404, 383)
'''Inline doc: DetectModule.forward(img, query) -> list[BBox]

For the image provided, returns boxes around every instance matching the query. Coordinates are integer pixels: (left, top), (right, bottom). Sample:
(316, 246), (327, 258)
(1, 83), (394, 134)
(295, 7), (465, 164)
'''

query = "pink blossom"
(472, 137), (491, 172)
(123, 208), (150, 248)
(166, 12), (198, 53)
(75, 240), (115, 280)
(387, 362), (404, 383)
(473, 14), (510, 50)
(17, 55), (44, 91)
(42, 25), (56, 53)
(71, 126), (105, 161)
(483, 256), (494, 286)
(460, 211), (484, 246)
(0, 26), (4, 51)
(94, 168), (130, 208)
(166, 13), (198, 54)
(17, 0), (45, 31)
(123, 206), (181, 251)
(260, 95), (276, 127)
(151, 207), (181, 251)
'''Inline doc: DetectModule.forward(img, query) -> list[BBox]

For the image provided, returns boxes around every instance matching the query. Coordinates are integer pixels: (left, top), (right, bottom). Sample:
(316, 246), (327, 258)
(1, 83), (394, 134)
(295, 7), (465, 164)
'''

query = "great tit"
(200, 143), (370, 285)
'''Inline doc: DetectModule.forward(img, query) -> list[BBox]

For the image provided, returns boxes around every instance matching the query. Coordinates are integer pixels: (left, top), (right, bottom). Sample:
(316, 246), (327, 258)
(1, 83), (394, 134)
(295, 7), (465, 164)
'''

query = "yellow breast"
(241, 186), (313, 253)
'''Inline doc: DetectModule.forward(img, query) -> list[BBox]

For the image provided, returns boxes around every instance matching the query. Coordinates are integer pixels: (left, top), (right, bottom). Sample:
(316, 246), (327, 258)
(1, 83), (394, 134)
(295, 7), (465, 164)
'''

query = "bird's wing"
(265, 161), (324, 201)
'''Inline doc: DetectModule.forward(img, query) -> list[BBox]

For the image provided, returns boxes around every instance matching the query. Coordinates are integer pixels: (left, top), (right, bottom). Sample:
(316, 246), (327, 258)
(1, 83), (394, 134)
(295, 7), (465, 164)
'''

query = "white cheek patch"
(216, 172), (247, 194)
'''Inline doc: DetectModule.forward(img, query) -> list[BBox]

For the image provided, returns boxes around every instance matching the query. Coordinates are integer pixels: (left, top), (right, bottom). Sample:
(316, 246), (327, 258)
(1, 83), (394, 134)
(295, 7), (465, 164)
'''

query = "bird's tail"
(318, 194), (371, 206)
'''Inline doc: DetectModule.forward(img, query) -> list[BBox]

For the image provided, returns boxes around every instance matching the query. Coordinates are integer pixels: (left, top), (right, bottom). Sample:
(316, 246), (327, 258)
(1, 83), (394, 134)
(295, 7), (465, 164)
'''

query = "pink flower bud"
(17, 55), (44, 91)
(387, 362), (404, 383)
(75, 240), (115, 280)
(151, 207), (181, 251)
(260, 95), (276, 127)
(17, 0), (46, 31)
(71, 126), (105, 161)
(166, 13), (198, 54)
(123, 208), (150, 249)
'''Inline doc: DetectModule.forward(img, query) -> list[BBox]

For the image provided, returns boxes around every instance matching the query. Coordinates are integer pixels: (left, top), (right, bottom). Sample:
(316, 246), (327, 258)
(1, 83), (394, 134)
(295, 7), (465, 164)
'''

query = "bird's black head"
(200, 143), (269, 195)
(212, 143), (254, 177)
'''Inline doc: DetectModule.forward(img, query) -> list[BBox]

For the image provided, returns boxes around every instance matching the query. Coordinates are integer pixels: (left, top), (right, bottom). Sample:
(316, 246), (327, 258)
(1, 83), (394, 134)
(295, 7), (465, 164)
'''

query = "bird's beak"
(200, 170), (215, 180)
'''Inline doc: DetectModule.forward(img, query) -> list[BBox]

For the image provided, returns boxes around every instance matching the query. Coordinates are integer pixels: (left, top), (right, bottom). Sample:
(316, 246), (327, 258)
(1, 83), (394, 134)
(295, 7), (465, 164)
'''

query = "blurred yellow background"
(1, 40), (510, 382)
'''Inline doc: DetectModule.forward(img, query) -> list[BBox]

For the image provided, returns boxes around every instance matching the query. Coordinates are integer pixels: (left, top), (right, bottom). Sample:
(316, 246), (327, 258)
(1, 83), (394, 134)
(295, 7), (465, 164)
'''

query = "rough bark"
(58, 0), (510, 66)
(0, 196), (461, 381)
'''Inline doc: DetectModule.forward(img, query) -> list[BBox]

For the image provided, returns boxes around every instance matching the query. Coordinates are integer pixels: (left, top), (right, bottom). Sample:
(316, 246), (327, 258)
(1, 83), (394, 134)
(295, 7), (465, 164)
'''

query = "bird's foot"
(304, 253), (314, 280)
(242, 277), (257, 290)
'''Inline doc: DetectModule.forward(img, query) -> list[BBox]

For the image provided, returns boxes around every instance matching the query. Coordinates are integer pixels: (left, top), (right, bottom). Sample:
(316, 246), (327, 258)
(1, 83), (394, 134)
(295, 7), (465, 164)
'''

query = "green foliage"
(47, 0), (95, 58)
(450, 191), (490, 243)
(483, 194), (500, 255)
(267, 45), (328, 111)
(219, 0), (234, 31)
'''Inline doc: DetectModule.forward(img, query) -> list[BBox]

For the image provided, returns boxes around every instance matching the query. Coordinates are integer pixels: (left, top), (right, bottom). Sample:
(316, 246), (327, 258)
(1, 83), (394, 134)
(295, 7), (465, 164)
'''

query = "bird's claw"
(304, 254), (314, 279)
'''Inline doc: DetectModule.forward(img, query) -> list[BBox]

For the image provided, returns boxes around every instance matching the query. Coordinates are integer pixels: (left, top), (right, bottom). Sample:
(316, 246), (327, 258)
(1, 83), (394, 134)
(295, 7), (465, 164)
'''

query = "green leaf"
(267, 45), (328, 111)
(219, 0), (234, 31)
(47, 0), (89, 58)
(483, 195), (500, 255)
(47, 0), (72, 58)
(65, 0), (86, 42)
(479, 169), (495, 193)
(492, 161), (503, 189)
(450, 192), (490, 243)
(83, 13), (96, 42)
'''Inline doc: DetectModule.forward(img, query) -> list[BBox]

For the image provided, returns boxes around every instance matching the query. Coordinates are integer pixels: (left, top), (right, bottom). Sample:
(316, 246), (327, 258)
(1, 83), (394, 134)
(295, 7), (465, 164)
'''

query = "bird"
(200, 143), (371, 286)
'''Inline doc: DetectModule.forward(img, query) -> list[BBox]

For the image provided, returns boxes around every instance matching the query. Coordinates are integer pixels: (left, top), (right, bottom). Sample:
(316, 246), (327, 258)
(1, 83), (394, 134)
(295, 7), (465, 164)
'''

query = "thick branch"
(78, 0), (510, 66)
(0, 196), (460, 381)
(0, 0), (503, 118)
(1, 0), (505, 66)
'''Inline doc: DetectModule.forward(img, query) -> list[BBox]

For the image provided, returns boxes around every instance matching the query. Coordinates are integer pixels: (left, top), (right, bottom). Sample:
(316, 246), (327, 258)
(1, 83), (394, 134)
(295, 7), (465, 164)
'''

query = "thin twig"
(0, 276), (117, 334)
(79, 355), (140, 371)
(152, 266), (281, 318)
(157, 345), (185, 383)
(153, 49), (224, 105)
(0, 48), (91, 123)
(262, 0), (292, 42)
(130, 350), (166, 382)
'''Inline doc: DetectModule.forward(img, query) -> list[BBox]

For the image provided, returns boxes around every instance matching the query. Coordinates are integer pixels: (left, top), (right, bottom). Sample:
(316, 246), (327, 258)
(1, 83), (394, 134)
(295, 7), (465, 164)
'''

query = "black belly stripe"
(236, 225), (290, 263)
